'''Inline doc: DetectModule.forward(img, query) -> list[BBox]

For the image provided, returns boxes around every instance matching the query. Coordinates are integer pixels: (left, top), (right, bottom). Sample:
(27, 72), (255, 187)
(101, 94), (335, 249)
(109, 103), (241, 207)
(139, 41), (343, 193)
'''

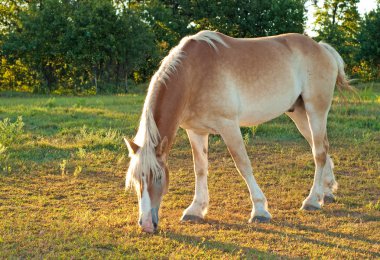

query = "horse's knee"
(195, 168), (207, 177)
(315, 151), (327, 166)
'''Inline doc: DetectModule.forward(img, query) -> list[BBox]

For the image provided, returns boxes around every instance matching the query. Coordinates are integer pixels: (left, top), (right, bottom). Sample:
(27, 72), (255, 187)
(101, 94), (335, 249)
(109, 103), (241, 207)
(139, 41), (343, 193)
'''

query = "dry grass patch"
(0, 88), (379, 258)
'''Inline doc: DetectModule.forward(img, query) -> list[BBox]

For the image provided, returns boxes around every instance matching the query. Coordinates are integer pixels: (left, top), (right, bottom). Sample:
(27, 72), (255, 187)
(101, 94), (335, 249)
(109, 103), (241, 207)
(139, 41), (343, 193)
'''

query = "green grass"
(0, 85), (379, 258)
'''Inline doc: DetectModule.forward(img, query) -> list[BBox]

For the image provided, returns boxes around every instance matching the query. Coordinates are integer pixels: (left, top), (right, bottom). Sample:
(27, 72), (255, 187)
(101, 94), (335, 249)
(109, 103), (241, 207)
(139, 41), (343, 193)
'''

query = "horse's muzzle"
(139, 207), (159, 233)
(151, 207), (159, 231)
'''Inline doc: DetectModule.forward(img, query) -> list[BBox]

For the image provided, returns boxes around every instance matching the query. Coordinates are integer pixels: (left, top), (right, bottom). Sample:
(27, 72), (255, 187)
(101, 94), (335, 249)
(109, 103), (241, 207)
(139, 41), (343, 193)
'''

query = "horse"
(124, 30), (351, 233)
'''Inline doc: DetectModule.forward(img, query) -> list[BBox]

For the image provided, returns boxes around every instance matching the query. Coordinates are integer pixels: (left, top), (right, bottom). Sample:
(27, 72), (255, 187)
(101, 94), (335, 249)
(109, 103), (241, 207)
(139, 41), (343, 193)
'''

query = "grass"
(0, 84), (379, 258)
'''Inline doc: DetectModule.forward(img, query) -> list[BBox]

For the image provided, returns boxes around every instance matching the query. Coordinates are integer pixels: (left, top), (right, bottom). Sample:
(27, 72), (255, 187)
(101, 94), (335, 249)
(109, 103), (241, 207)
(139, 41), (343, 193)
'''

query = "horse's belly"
(238, 90), (299, 126)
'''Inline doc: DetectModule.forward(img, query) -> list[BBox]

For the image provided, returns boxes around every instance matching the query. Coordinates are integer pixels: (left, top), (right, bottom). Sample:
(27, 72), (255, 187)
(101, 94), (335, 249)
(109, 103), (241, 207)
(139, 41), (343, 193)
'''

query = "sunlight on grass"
(0, 86), (379, 258)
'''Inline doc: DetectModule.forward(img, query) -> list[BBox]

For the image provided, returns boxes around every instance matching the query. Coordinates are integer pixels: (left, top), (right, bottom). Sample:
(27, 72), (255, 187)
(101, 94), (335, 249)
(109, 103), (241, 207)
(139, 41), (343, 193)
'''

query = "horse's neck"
(152, 79), (186, 151)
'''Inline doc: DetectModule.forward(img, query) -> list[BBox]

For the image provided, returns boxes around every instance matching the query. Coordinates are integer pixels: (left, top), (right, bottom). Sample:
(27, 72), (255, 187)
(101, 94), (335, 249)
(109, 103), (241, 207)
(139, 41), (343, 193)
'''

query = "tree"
(2, 0), (308, 93)
(356, 5), (380, 80)
(64, 0), (156, 92)
(0, 0), (25, 35)
(3, 0), (70, 92)
(117, 9), (157, 89)
(0, 0), (36, 92)
(142, 0), (306, 38)
(136, 0), (306, 73)
(2, 0), (157, 93)
(313, 0), (361, 72)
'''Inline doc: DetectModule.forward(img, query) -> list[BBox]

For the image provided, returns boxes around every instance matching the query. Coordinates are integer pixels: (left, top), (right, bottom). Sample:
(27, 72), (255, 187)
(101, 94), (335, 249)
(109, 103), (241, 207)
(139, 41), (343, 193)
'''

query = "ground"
(0, 84), (379, 258)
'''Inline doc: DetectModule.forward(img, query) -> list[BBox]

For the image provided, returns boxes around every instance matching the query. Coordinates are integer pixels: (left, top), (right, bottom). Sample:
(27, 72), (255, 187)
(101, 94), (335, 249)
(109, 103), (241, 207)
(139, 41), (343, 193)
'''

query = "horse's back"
(180, 32), (338, 130)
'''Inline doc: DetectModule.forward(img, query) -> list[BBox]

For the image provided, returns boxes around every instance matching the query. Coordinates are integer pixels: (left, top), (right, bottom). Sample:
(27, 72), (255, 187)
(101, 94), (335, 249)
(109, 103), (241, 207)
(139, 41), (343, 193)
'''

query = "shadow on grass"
(182, 219), (380, 258)
(324, 207), (380, 222)
(13, 145), (72, 163)
(164, 232), (288, 258)
(278, 218), (380, 246)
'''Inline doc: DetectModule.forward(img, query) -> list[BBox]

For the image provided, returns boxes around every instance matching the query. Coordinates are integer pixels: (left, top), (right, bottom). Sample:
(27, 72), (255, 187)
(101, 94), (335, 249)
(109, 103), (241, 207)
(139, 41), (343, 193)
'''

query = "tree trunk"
(332, 2), (338, 26)
(93, 67), (98, 94)
(125, 72), (128, 93)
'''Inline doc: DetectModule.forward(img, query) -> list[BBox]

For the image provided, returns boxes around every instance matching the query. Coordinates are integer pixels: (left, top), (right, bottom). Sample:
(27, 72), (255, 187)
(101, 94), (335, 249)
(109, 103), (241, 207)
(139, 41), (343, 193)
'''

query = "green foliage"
(0, 116), (24, 147)
(1, 0), (379, 92)
(356, 6), (380, 81)
(2, 0), (156, 94)
(0, 0), (25, 35)
(137, 0), (306, 62)
(352, 60), (379, 82)
(241, 126), (261, 145)
(0, 143), (10, 173)
(366, 200), (380, 211)
(0, 57), (37, 92)
(77, 125), (120, 149)
(59, 159), (68, 177)
(0, 116), (24, 173)
(313, 0), (361, 73)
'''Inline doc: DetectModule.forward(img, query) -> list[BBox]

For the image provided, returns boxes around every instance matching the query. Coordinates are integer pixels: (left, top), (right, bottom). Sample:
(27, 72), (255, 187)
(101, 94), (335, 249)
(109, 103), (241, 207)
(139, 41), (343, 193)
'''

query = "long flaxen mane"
(126, 31), (228, 192)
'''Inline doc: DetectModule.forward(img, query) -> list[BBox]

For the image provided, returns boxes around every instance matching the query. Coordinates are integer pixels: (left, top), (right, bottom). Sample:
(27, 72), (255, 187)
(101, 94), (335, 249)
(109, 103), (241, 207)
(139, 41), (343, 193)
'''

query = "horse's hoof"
(181, 215), (204, 223)
(249, 216), (271, 223)
(301, 204), (321, 211)
(323, 195), (336, 204)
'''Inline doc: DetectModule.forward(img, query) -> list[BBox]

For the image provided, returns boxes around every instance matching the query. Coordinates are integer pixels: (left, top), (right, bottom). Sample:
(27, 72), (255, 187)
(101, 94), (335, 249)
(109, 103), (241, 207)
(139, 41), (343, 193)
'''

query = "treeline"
(0, 0), (379, 94)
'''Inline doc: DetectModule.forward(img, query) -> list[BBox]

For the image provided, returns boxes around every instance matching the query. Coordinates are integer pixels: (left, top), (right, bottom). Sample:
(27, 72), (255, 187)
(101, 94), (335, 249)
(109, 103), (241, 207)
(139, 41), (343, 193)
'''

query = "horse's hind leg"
(286, 102), (338, 205)
(298, 98), (334, 210)
(219, 121), (271, 223)
(181, 130), (209, 222)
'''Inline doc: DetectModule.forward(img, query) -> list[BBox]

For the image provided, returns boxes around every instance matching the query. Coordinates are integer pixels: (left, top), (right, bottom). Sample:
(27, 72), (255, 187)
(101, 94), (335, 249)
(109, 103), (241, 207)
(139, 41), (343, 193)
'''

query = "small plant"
(60, 159), (68, 177)
(77, 125), (120, 147)
(0, 116), (24, 146)
(0, 143), (11, 174)
(76, 147), (87, 160)
(73, 148), (86, 177)
(366, 200), (380, 211)
(45, 98), (56, 108)
(73, 165), (82, 177)
(59, 148), (88, 178)
(241, 126), (260, 145)
(0, 117), (24, 174)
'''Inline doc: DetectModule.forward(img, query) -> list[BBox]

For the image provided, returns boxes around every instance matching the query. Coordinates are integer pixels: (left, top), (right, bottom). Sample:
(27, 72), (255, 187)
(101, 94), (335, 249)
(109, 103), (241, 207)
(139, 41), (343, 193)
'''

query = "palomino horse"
(125, 30), (350, 233)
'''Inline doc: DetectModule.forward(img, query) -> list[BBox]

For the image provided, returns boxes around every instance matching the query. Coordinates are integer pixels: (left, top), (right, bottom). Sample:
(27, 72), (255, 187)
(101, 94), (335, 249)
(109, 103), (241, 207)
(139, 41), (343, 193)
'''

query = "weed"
(44, 98), (56, 108)
(72, 148), (87, 177)
(366, 200), (380, 211)
(73, 165), (82, 177)
(76, 147), (87, 160)
(0, 116), (24, 146)
(0, 143), (11, 173)
(60, 159), (68, 176)
(77, 125), (120, 148)
(0, 116), (24, 174)
(242, 126), (260, 145)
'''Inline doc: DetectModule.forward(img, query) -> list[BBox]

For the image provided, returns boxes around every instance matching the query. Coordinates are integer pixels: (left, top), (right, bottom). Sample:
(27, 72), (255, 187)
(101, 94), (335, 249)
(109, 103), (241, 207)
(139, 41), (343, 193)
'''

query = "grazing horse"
(125, 30), (350, 233)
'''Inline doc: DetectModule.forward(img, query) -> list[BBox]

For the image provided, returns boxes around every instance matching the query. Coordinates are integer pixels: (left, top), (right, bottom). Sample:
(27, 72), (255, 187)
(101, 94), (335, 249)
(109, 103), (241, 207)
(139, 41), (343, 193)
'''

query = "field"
(0, 84), (379, 258)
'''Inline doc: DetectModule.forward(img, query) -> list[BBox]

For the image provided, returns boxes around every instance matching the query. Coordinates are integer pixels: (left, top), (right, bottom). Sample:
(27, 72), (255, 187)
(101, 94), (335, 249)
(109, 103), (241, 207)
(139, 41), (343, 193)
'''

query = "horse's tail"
(319, 42), (354, 92)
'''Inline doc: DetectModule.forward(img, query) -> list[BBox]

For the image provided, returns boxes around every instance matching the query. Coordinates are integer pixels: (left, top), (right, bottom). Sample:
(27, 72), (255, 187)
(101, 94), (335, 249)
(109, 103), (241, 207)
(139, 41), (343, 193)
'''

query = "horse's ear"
(156, 136), (168, 158)
(124, 137), (140, 156)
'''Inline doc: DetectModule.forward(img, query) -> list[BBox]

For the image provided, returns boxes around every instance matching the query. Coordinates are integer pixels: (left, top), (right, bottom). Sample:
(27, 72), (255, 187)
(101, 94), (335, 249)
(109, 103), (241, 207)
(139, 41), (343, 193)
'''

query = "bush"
(0, 116), (24, 173)
(352, 61), (380, 82)
(0, 116), (24, 147)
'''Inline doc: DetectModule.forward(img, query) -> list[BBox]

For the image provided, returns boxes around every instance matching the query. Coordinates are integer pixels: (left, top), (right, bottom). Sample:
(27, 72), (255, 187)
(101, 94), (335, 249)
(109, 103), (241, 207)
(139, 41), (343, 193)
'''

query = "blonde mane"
(126, 31), (228, 189)
(155, 30), (229, 84)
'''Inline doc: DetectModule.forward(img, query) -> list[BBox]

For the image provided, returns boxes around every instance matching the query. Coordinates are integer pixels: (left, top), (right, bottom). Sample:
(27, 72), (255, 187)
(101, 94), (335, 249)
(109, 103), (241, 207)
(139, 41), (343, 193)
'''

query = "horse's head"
(124, 137), (169, 233)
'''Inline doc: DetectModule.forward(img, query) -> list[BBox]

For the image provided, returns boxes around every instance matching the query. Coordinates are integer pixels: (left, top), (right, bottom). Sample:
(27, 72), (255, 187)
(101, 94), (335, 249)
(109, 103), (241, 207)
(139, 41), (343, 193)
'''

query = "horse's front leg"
(181, 130), (209, 222)
(219, 121), (272, 223)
